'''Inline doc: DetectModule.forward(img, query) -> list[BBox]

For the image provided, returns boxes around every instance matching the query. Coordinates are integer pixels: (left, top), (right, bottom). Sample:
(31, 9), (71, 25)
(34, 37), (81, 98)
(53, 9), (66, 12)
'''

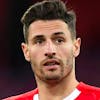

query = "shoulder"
(3, 88), (38, 100)
(77, 82), (100, 93)
(77, 82), (100, 99)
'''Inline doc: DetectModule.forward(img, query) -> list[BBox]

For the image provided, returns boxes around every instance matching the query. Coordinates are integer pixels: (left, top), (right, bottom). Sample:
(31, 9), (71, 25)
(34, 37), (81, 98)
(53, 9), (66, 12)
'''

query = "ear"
(21, 42), (30, 62)
(73, 38), (81, 57)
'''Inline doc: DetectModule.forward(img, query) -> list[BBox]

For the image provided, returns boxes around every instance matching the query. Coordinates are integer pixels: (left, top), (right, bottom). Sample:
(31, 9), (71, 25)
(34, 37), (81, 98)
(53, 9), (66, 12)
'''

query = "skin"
(21, 20), (81, 100)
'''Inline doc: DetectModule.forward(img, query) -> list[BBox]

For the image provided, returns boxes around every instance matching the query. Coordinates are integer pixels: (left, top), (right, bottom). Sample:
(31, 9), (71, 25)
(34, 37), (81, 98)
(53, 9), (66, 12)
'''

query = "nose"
(44, 40), (56, 58)
(45, 52), (56, 58)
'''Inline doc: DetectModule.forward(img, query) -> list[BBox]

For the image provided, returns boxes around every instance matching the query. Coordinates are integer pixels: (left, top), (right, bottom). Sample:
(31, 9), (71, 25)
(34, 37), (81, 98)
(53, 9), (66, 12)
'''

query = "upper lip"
(42, 59), (60, 66)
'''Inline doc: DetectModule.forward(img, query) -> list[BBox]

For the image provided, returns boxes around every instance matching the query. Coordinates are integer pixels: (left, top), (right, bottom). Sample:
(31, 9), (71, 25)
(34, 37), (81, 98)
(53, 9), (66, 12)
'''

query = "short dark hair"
(21, 0), (76, 43)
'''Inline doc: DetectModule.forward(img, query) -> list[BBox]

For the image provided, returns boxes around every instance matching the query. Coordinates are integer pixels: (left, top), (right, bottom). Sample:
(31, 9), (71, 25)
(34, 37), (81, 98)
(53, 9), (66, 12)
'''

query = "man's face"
(22, 20), (81, 83)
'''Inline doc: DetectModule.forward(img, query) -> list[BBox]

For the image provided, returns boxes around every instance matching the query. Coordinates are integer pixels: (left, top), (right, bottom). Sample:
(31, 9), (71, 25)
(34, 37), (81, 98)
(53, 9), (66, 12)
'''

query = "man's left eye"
(55, 38), (64, 44)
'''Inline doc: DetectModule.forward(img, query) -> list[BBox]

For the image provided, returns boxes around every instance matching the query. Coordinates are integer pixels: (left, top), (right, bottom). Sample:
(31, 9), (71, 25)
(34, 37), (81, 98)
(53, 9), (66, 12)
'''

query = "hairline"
(24, 19), (76, 43)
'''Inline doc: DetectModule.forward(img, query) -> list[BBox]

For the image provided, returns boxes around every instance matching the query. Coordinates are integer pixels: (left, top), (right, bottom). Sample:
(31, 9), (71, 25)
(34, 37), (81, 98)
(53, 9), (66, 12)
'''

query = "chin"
(43, 74), (62, 83)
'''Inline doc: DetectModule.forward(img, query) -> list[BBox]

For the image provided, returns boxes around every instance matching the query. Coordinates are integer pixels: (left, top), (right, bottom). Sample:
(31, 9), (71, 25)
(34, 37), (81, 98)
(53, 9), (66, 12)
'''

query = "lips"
(43, 59), (60, 66)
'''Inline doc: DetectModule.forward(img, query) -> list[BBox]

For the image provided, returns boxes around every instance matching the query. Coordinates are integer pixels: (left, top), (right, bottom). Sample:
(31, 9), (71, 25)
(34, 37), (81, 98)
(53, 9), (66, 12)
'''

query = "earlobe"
(73, 38), (81, 57)
(21, 43), (30, 62)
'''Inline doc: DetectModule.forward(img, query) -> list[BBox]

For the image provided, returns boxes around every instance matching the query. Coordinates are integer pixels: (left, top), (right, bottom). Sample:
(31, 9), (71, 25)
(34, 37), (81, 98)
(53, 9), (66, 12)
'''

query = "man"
(4, 0), (100, 100)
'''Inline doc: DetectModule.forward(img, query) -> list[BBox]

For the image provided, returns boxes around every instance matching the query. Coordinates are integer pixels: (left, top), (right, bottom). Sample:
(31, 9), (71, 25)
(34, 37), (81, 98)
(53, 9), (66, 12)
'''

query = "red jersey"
(3, 82), (100, 100)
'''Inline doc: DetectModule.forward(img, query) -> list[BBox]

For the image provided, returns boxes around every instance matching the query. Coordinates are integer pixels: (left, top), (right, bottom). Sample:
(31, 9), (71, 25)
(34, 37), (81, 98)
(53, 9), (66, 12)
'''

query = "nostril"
(45, 52), (56, 57)
(52, 53), (56, 55)
(45, 53), (48, 56)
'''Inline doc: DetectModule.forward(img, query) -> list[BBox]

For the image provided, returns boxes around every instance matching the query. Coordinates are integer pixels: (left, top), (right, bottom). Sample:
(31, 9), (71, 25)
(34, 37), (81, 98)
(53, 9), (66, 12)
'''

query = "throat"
(36, 79), (79, 100)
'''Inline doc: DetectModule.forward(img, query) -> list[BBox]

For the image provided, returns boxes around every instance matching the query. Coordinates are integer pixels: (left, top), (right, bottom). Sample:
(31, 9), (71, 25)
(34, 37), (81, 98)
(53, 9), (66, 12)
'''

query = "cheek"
(29, 48), (38, 62)
(29, 48), (41, 71)
(29, 47), (44, 65)
(58, 45), (73, 58)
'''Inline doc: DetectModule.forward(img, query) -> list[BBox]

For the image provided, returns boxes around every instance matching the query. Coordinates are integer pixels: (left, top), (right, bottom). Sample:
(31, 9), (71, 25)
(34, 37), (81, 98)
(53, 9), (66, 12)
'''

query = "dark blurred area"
(0, 0), (100, 99)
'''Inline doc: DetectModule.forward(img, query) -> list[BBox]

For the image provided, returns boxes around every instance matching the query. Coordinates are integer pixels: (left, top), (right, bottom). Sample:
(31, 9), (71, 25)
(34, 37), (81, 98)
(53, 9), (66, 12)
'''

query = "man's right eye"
(35, 39), (45, 44)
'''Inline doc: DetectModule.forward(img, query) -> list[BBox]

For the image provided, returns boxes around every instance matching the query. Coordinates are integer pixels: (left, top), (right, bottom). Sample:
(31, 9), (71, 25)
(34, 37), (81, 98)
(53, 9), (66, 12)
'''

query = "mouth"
(43, 59), (60, 66)
(42, 59), (60, 71)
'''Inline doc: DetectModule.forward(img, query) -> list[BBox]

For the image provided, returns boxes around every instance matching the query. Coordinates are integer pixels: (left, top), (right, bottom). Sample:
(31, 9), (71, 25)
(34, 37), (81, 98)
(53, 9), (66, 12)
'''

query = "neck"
(35, 69), (79, 100)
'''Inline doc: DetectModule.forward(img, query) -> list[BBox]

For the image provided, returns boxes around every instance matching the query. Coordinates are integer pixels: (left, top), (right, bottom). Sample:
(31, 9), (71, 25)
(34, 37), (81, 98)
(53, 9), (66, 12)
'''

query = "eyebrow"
(33, 35), (44, 39)
(53, 32), (64, 36)
(32, 32), (64, 40)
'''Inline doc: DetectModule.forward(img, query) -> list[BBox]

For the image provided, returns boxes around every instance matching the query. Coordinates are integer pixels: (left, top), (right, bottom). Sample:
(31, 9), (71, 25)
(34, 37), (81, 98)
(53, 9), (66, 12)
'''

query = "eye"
(35, 38), (45, 44)
(55, 37), (65, 44)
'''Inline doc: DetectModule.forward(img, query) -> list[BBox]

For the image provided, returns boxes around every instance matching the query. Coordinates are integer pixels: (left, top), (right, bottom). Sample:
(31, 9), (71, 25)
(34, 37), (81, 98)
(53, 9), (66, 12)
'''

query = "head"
(21, 0), (76, 43)
(21, 0), (81, 83)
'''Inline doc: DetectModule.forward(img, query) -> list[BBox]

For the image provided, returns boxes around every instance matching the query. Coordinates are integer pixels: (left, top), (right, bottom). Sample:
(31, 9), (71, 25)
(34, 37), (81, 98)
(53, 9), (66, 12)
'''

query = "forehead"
(28, 20), (71, 37)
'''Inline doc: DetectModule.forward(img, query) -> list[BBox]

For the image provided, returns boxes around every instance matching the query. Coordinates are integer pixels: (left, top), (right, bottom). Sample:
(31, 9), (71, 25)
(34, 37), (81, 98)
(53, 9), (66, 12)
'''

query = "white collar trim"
(33, 94), (39, 100)
(63, 88), (81, 100)
(33, 88), (81, 100)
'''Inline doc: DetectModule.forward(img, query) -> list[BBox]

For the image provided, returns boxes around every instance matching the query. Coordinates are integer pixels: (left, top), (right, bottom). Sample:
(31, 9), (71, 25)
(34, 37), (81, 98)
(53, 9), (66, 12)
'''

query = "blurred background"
(0, 0), (100, 99)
